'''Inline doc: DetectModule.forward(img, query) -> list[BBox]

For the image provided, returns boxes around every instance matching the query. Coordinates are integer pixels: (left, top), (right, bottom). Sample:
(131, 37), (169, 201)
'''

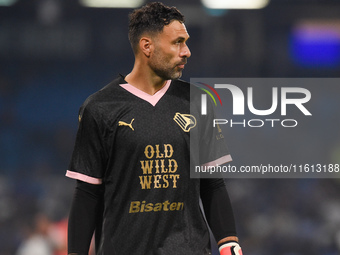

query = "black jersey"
(66, 75), (231, 255)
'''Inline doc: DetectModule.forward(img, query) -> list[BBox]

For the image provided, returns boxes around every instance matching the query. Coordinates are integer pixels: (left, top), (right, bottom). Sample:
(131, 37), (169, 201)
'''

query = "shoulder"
(85, 75), (124, 104)
(171, 79), (202, 93)
(80, 75), (125, 114)
(170, 79), (191, 92)
(170, 79), (201, 98)
(75, 75), (128, 127)
(170, 79), (202, 102)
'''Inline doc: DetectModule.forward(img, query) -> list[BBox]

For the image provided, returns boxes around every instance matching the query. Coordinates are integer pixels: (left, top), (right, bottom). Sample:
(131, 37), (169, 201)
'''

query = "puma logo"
(118, 119), (135, 131)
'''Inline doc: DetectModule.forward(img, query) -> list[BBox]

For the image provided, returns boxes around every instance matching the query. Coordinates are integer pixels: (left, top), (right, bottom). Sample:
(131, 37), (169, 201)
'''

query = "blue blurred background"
(1, 0), (340, 254)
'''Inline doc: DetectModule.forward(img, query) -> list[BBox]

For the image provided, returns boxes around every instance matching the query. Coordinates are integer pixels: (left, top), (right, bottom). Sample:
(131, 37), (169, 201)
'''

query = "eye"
(174, 38), (185, 45)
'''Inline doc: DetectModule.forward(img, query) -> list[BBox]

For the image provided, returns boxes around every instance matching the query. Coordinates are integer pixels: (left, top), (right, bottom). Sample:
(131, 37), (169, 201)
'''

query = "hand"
(219, 241), (243, 255)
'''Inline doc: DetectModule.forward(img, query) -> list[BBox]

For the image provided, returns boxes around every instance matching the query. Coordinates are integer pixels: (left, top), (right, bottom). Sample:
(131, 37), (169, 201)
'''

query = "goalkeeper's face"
(148, 20), (191, 80)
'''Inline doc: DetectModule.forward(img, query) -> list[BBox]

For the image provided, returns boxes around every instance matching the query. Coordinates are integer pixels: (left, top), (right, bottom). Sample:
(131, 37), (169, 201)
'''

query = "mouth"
(177, 61), (187, 69)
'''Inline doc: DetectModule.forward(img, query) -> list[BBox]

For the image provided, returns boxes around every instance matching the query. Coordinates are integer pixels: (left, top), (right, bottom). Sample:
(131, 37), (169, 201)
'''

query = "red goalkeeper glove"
(219, 241), (243, 255)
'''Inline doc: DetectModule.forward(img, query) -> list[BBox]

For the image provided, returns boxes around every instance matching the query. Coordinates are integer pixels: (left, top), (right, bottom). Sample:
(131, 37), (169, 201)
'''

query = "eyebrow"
(174, 36), (190, 42)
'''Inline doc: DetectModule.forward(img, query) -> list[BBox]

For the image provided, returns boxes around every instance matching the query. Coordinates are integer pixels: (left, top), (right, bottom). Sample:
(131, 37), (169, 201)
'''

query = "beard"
(149, 48), (185, 80)
(153, 65), (182, 80)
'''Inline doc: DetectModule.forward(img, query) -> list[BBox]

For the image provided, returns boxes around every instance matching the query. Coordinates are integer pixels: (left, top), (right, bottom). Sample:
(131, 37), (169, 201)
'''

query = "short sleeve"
(195, 92), (232, 167)
(66, 105), (107, 184)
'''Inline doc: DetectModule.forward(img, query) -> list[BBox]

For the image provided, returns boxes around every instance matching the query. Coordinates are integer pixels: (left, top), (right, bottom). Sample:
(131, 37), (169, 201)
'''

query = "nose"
(180, 43), (191, 58)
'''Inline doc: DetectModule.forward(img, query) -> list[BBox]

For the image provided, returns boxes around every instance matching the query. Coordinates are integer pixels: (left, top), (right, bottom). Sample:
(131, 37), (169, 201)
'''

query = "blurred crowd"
(228, 178), (340, 255)
(0, 67), (99, 254)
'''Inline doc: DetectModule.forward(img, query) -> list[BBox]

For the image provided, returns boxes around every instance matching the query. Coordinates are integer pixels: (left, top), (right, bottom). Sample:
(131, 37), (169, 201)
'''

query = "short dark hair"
(128, 2), (185, 53)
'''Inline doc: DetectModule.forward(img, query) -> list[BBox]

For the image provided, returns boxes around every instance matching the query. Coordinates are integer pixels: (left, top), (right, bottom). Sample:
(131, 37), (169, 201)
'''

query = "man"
(66, 2), (242, 255)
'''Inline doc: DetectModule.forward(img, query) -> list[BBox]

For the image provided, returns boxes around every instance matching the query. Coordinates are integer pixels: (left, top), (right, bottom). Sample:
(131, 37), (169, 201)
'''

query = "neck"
(125, 61), (167, 95)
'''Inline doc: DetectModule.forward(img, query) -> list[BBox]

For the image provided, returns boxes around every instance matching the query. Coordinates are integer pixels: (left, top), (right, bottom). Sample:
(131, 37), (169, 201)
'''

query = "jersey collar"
(119, 79), (171, 107)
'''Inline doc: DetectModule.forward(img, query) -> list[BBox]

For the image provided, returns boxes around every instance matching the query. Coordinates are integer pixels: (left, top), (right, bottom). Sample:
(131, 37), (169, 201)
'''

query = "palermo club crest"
(173, 113), (197, 132)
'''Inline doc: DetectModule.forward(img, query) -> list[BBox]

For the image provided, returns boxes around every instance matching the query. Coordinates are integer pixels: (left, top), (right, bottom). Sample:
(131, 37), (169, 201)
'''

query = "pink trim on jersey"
(202, 154), (233, 167)
(120, 80), (171, 106)
(66, 170), (102, 185)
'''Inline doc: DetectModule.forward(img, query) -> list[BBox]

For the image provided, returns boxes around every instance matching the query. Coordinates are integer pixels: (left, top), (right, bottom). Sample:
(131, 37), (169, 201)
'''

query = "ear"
(139, 37), (153, 57)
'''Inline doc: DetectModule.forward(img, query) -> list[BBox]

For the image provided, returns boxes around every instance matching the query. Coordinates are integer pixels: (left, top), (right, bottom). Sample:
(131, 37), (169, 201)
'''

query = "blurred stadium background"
(1, 0), (340, 254)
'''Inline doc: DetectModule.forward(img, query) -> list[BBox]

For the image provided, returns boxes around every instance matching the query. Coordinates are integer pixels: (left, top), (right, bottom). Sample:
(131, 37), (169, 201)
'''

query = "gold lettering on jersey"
(168, 159), (178, 173)
(139, 173), (179, 189)
(143, 144), (173, 159)
(139, 175), (153, 189)
(130, 144), (182, 214)
(164, 144), (174, 158)
(139, 144), (180, 189)
(144, 145), (154, 159)
(140, 160), (153, 174)
(118, 118), (135, 131)
(155, 144), (164, 158)
(129, 200), (184, 213)
(162, 174), (169, 188)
